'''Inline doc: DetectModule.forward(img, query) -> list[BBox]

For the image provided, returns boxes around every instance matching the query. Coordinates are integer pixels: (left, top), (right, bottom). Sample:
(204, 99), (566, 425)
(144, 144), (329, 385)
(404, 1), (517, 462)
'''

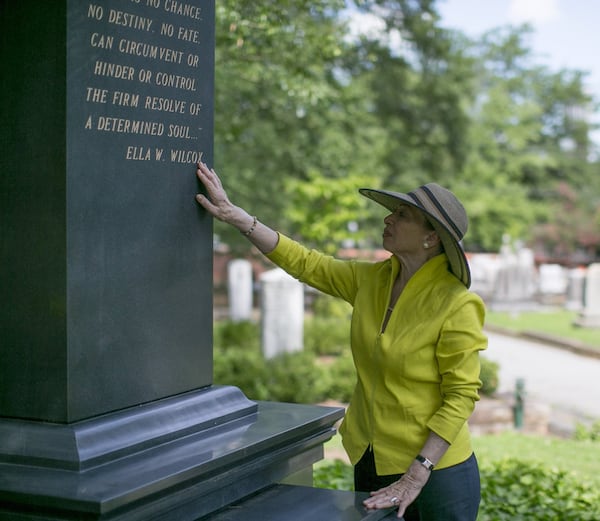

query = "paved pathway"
(484, 331), (600, 424)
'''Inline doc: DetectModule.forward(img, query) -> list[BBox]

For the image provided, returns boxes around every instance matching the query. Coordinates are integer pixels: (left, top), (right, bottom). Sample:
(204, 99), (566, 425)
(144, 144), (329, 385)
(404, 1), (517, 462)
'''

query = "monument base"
(574, 312), (600, 328)
(0, 387), (344, 520)
(205, 484), (399, 521)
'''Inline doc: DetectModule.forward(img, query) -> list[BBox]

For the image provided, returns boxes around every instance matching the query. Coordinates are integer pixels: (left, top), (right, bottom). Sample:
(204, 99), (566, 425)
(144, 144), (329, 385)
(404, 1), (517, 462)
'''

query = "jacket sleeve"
(426, 293), (488, 443)
(265, 233), (361, 304)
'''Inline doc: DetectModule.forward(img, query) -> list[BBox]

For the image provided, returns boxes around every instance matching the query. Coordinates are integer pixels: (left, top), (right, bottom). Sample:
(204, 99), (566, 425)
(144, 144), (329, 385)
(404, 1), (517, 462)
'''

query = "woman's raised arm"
(195, 162), (279, 254)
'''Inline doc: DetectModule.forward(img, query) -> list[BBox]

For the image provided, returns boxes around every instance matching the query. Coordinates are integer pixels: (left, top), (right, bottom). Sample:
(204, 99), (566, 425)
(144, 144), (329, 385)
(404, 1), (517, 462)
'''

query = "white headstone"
(227, 259), (253, 322)
(491, 241), (537, 308)
(260, 268), (304, 358)
(537, 264), (568, 295)
(565, 267), (586, 311)
(468, 253), (501, 301)
(575, 263), (600, 328)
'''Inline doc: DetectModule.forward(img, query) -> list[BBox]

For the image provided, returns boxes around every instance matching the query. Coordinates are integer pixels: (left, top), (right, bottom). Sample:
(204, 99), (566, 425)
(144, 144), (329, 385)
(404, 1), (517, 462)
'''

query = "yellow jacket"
(266, 234), (487, 474)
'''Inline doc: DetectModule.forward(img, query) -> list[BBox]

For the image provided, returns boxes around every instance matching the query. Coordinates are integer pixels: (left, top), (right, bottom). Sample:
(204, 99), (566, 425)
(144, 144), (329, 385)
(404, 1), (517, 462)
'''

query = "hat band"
(408, 186), (463, 240)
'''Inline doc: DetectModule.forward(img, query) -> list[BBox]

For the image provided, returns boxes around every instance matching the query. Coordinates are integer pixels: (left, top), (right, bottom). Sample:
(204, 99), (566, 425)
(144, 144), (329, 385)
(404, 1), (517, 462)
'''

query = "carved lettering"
(177, 26), (199, 43)
(90, 32), (114, 50)
(81, 1), (207, 163)
(88, 4), (104, 21)
(97, 116), (165, 136)
(86, 87), (108, 103)
(107, 9), (153, 31)
(167, 124), (193, 139)
(126, 145), (151, 160)
(163, 0), (202, 20)
(154, 72), (196, 91)
(189, 102), (202, 115)
(94, 60), (135, 81)
(118, 38), (184, 64)
(123, 146), (165, 161)
(112, 91), (140, 107)
(144, 95), (187, 114)
(170, 149), (203, 163)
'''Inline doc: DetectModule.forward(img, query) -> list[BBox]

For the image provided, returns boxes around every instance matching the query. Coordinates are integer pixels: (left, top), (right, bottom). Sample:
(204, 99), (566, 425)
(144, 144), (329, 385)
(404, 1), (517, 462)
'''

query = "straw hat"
(359, 183), (471, 288)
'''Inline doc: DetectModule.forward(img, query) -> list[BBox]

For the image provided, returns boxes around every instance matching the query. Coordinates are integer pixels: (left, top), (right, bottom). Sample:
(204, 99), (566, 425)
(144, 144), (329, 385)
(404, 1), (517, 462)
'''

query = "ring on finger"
(390, 496), (399, 505)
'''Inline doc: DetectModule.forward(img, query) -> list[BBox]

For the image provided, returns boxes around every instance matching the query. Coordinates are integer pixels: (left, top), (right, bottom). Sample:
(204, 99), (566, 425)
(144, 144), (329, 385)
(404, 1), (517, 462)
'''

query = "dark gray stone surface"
(1, 0), (214, 422)
(204, 484), (400, 521)
(0, 401), (345, 520)
(0, 386), (256, 470)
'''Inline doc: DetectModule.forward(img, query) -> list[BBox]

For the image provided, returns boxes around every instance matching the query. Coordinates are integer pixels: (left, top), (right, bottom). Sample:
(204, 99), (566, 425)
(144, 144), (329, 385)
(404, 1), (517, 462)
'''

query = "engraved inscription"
(82, 1), (207, 162)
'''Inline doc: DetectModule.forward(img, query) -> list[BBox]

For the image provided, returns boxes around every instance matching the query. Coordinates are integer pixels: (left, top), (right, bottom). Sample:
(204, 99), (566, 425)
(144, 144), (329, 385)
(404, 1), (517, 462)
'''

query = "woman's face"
(382, 204), (434, 257)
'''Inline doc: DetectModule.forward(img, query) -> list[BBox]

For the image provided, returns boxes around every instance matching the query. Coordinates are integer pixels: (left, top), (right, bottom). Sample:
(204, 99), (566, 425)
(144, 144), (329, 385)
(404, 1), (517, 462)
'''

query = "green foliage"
(262, 350), (329, 403)
(314, 456), (600, 520)
(214, 341), (330, 403)
(215, 320), (260, 350)
(473, 432), (600, 490)
(574, 420), (600, 442)
(213, 345), (271, 400)
(213, 0), (362, 251)
(304, 316), (351, 356)
(211, 1), (600, 260)
(478, 459), (600, 520)
(479, 356), (499, 396)
(313, 459), (354, 490)
(213, 319), (351, 403)
(285, 170), (377, 252)
(458, 24), (599, 254)
(324, 351), (356, 403)
(304, 294), (352, 355)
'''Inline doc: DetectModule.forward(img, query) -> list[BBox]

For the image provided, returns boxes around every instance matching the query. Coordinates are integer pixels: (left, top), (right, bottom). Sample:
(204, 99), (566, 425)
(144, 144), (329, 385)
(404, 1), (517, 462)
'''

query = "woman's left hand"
(363, 466), (430, 518)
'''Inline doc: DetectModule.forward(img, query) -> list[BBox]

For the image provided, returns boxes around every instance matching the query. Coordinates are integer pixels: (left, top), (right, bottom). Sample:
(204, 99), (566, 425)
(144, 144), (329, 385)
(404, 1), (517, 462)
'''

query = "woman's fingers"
(194, 162), (237, 222)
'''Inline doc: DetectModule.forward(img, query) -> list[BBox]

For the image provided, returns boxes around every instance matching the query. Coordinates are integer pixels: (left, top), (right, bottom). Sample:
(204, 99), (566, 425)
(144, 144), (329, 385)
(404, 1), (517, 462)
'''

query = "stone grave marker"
(260, 268), (304, 358)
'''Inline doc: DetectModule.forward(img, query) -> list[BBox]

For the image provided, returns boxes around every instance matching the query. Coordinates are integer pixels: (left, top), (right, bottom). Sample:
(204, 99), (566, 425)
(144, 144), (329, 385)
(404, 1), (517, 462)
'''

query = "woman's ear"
(424, 231), (441, 249)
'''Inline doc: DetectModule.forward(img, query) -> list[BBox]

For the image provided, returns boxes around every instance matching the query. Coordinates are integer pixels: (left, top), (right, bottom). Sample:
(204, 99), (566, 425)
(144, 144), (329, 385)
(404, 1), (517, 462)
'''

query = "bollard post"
(513, 378), (525, 429)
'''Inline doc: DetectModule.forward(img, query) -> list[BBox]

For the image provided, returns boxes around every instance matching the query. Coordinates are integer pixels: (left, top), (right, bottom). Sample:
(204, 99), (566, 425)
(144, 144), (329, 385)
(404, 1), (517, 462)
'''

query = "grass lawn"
(472, 431), (600, 489)
(485, 309), (600, 349)
(321, 431), (600, 489)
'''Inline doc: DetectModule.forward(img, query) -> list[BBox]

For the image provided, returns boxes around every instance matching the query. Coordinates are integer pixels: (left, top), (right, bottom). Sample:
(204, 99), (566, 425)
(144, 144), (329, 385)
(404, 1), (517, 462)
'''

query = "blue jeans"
(354, 449), (481, 521)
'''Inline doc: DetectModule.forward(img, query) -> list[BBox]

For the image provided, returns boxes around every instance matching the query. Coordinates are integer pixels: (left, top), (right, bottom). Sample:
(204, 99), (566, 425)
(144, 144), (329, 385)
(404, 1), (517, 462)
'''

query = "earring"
(423, 242), (429, 249)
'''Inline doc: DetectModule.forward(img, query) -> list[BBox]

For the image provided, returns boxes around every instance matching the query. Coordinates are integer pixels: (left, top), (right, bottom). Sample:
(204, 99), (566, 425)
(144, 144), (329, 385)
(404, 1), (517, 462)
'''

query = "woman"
(195, 162), (487, 520)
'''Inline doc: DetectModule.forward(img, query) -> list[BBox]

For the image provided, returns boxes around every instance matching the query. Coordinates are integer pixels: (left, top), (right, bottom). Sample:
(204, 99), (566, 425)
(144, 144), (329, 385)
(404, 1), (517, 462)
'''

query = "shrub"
(314, 459), (354, 490)
(263, 350), (328, 403)
(304, 316), (351, 356)
(323, 351), (356, 403)
(304, 295), (352, 356)
(478, 459), (600, 521)
(214, 320), (260, 350)
(574, 420), (600, 441)
(479, 356), (499, 396)
(214, 339), (329, 404)
(213, 345), (270, 400)
(314, 458), (600, 521)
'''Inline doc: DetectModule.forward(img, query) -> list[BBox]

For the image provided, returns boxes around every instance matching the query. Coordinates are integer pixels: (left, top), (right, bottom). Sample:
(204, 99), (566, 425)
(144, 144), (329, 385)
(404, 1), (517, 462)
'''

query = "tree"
(213, 0), (365, 251)
(458, 25), (600, 256)
(351, 0), (476, 188)
(210, 1), (600, 262)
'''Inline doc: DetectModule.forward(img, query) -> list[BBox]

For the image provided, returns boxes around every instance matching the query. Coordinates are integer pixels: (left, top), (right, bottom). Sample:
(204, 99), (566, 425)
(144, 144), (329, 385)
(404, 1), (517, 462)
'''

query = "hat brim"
(359, 188), (471, 288)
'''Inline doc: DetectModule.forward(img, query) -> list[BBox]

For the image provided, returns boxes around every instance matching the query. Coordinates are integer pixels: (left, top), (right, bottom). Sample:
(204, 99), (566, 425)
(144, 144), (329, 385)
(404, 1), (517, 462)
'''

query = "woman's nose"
(384, 213), (394, 225)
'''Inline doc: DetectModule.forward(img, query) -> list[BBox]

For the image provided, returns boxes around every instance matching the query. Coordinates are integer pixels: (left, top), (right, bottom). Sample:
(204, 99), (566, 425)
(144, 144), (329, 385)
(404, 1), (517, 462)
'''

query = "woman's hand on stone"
(195, 162), (242, 225)
(363, 468), (429, 518)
